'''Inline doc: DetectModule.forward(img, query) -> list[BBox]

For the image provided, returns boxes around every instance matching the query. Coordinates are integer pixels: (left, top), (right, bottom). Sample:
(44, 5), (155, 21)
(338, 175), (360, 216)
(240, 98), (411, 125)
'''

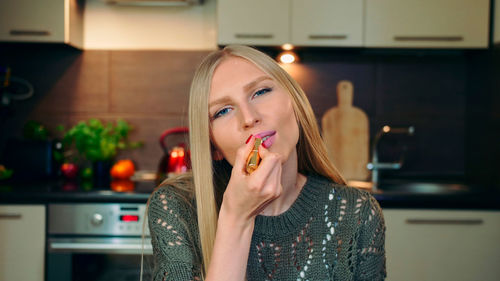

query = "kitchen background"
(2, 1), (500, 281)
(0, 0), (499, 187)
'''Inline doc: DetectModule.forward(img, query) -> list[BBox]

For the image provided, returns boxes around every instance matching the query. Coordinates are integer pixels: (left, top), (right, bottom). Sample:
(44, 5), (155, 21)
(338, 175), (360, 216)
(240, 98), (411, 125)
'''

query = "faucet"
(367, 125), (415, 192)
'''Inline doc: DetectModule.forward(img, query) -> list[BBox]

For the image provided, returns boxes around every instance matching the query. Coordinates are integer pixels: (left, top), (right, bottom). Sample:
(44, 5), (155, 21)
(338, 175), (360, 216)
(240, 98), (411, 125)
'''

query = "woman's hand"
(220, 135), (283, 223)
(206, 136), (283, 281)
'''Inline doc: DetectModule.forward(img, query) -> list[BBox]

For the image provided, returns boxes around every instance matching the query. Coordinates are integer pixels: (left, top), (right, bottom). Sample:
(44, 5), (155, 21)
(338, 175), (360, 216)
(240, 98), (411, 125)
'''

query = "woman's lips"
(255, 131), (276, 139)
(255, 131), (276, 148)
(262, 134), (275, 148)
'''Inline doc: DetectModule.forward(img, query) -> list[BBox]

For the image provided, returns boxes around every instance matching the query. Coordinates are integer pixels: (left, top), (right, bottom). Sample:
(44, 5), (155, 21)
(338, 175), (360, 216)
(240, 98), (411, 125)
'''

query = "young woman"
(147, 45), (386, 281)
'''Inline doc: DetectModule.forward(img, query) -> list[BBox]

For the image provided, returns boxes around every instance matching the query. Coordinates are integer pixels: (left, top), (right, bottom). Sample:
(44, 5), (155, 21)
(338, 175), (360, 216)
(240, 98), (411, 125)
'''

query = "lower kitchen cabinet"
(0, 205), (45, 281)
(383, 209), (500, 281)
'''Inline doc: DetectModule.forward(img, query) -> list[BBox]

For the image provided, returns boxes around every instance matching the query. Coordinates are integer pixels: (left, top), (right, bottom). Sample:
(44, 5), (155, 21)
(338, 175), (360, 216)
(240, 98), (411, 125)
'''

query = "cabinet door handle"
(0, 213), (22, 220)
(235, 33), (274, 39)
(394, 36), (463, 42)
(406, 218), (483, 225)
(10, 30), (51, 36)
(49, 242), (152, 254)
(308, 34), (348, 40)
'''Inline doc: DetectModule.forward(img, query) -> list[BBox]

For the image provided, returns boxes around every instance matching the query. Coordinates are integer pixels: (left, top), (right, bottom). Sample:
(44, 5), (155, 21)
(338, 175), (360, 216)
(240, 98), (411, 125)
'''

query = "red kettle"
(157, 127), (190, 184)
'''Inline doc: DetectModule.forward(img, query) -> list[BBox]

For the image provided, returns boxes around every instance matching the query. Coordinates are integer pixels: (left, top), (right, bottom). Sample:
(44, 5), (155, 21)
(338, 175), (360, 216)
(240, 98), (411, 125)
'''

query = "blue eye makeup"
(210, 87), (273, 121)
(212, 107), (231, 120)
(253, 87), (272, 98)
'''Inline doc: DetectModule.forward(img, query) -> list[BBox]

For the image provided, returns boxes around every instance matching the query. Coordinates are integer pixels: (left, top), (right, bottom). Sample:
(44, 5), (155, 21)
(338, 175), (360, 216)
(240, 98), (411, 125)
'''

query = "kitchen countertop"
(0, 180), (154, 204)
(1, 179), (499, 210)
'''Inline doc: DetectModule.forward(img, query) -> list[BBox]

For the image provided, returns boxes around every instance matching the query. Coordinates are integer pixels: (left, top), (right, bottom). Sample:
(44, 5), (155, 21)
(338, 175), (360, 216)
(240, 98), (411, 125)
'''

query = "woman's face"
(208, 56), (300, 166)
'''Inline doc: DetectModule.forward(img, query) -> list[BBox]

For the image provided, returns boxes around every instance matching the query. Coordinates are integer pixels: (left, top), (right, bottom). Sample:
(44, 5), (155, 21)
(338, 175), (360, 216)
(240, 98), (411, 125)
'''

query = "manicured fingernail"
(245, 135), (253, 144)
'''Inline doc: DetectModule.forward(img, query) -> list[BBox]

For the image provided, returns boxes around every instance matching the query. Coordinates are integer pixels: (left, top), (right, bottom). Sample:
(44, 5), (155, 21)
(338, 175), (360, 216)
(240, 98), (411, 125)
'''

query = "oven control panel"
(48, 203), (150, 236)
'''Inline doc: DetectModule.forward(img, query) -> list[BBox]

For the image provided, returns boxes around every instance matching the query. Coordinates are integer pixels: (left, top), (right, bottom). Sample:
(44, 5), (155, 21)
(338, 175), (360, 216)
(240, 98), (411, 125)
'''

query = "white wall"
(83, 0), (217, 50)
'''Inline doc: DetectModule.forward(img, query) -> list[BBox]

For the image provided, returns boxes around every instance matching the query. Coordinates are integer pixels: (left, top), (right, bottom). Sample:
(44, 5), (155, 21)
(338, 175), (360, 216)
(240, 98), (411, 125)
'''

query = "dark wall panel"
(0, 43), (497, 187)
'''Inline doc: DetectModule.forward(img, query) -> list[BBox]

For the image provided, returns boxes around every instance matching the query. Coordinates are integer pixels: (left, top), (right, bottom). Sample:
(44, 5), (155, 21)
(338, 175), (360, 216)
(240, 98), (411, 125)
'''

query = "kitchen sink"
(375, 180), (470, 194)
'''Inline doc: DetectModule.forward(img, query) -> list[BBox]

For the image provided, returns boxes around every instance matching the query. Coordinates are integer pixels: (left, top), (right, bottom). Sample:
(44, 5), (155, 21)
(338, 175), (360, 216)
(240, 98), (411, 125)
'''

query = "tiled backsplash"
(1, 44), (498, 185)
(0, 45), (209, 172)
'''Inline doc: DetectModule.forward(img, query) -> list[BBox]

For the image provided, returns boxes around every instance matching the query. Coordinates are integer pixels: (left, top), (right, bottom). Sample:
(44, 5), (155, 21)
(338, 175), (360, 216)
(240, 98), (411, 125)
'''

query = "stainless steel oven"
(47, 203), (152, 281)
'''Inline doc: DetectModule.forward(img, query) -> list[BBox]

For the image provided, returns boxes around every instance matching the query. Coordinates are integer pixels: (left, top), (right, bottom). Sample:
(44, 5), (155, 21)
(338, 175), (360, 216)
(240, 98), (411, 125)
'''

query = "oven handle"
(49, 239), (153, 255)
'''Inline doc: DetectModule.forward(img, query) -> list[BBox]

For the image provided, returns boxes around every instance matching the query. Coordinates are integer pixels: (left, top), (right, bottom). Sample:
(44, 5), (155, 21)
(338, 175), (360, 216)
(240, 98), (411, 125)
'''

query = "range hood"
(104, 0), (203, 6)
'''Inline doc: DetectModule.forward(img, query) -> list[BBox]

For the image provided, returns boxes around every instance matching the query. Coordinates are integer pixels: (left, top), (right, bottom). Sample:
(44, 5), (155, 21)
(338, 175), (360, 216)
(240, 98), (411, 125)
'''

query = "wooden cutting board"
(322, 80), (370, 181)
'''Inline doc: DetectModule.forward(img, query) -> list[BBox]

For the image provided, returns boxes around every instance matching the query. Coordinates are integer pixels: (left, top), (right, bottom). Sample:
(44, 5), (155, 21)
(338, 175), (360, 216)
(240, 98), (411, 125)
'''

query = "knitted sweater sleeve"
(355, 194), (387, 280)
(148, 186), (202, 281)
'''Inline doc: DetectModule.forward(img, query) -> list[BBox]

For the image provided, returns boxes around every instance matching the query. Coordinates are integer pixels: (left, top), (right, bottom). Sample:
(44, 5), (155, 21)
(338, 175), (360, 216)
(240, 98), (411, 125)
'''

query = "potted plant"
(59, 118), (142, 186)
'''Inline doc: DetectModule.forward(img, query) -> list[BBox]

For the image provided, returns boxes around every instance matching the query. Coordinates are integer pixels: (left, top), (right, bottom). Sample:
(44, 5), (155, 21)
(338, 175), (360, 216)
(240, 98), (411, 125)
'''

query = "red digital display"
(120, 215), (139, 222)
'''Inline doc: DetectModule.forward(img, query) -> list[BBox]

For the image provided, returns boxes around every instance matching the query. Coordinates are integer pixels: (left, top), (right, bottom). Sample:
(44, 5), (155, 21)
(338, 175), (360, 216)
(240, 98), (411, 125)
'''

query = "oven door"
(47, 237), (152, 281)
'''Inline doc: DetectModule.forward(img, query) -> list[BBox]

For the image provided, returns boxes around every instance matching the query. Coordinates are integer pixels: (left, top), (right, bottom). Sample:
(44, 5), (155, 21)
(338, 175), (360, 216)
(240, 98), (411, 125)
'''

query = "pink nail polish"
(245, 135), (253, 144)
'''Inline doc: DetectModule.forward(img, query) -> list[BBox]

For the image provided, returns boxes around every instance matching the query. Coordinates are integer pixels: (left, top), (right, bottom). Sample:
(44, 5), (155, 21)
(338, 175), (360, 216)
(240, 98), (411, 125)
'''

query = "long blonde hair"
(185, 45), (346, 277)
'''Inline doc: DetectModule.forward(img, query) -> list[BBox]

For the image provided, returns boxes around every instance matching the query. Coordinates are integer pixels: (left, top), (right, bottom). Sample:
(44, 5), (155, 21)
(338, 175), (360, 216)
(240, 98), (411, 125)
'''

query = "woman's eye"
(213, 107), (231, 119)
(253, 87), (272, 98)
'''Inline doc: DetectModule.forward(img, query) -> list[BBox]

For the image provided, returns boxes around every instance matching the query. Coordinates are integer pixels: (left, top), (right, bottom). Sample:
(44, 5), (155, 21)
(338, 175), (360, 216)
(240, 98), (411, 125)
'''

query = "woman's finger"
(251, 145), (281, 179)
(232, 135), (258, 175)
(264, 159), (283, 197)
(251, 163), (283, 214)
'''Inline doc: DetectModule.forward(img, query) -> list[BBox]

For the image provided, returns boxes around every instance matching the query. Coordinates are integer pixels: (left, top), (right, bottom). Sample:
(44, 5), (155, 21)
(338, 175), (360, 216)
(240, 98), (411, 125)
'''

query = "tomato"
(61, 163), (78, 179)
(110, 159), (135, 179)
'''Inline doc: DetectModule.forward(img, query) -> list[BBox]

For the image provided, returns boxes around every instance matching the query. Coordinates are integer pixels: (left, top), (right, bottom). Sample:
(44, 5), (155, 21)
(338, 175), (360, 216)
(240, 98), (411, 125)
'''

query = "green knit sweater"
(148, 175), (386, 281)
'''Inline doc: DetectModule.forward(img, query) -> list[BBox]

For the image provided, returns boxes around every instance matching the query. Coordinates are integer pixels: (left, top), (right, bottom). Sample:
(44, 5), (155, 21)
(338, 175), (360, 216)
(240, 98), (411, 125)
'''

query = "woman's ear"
(212, 149), (224, 161)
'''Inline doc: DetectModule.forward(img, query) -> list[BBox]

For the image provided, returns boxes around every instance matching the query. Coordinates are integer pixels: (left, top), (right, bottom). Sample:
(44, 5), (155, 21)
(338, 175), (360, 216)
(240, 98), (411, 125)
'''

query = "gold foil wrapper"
(245, 138), (262, 174)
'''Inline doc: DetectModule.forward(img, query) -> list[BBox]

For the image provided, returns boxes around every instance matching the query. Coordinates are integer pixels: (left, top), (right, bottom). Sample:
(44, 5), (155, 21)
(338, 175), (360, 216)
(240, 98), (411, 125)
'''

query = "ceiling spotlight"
(277, 51), (298, 64)
(281, 43), (294, 51)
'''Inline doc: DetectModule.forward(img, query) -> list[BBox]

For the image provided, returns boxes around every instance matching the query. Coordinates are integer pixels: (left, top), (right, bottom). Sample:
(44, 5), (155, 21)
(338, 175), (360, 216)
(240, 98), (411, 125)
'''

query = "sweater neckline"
(253, 175), (325, 237)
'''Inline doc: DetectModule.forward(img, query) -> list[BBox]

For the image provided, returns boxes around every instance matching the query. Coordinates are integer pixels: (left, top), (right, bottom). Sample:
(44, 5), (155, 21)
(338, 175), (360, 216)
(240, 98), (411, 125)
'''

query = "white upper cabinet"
(365, 0), (490, 48)
(0, 0), (83, 48)
(291, 0), (363, 47)
(218, 0), (489, 48)
(217, 0), (290, 46)
(217, 0), (363, 47)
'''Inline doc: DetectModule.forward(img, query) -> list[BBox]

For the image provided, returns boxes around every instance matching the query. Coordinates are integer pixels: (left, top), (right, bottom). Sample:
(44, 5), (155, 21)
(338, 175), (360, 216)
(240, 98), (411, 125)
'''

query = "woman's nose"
(239, 104), (260, 129)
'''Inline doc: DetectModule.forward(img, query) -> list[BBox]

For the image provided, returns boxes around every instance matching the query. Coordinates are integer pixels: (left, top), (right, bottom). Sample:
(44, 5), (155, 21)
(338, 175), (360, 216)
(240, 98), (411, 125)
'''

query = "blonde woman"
(147, 45), (386, 281)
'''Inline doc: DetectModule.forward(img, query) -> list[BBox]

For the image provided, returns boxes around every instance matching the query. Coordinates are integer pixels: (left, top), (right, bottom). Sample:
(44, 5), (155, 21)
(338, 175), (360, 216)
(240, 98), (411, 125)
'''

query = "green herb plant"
(60, 119), (142, 163)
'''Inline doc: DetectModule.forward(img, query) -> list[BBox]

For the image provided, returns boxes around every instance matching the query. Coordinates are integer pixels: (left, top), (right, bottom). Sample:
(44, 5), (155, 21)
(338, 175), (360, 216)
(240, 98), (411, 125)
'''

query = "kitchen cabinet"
(217, 0), (289, 46)
(218, 0), (489, 49)
(0, 0), (83, 48)
(291, 0), (363, 47)
(217, 0), (363, 47)
(383, 209), (500, 281)
(0, 205), (45, 281)
(365, 0), (490, 48)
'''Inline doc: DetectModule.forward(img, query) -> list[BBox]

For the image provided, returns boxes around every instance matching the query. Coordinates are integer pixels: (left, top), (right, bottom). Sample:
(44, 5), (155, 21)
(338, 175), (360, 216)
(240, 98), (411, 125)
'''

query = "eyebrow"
(208, 75), (273, 109)
(243, 75), (272, 92)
